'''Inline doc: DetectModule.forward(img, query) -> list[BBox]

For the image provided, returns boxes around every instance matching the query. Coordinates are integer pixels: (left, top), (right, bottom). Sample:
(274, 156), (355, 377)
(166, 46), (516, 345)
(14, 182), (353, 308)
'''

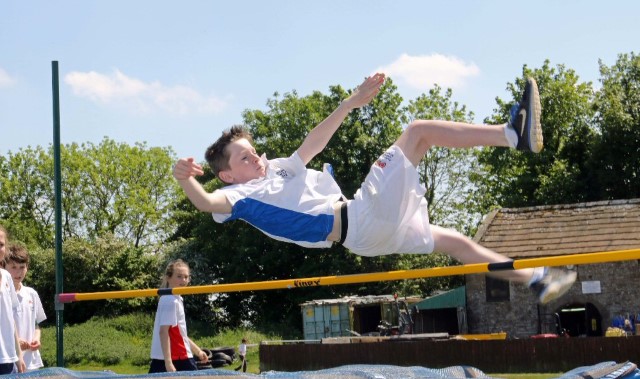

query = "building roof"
(300, 295), (423, 307)
(473, 198), (640, 258)
(412, 286), (466, 311)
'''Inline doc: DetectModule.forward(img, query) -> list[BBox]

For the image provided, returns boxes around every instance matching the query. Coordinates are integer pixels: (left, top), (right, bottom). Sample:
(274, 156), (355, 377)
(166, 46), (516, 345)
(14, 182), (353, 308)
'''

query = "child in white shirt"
(5, 243), (46, 371)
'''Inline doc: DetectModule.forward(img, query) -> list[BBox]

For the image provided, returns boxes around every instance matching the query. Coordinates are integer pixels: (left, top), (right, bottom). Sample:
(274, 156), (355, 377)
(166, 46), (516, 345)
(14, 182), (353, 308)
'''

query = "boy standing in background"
(5, 243), (47, 371)
(0, 225), (25, 374)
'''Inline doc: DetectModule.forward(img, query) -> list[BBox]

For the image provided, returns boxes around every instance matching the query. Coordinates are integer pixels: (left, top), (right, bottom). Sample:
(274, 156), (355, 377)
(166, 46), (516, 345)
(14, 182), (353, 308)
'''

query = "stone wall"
(465, 260), (640, 338)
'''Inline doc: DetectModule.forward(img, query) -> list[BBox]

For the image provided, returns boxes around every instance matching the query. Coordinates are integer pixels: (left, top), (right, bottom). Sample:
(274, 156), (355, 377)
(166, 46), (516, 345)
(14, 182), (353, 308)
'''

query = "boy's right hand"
(173, 158), (204, 180)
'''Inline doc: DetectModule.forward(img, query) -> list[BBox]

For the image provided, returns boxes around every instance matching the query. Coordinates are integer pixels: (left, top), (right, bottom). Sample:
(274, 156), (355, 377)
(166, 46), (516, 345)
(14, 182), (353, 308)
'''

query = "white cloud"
(64, 69), (228, 115)
(0, 67), (16, 88)
(376, 53), (480, 91)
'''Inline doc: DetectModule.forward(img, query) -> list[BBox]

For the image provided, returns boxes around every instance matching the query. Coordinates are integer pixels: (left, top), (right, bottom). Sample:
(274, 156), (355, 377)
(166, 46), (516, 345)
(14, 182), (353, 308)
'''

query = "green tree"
(590, 52), (640, 199)
(403, 85), (480, 234)
(0, 147), (54, 247)
(0, 138), (180, 248)
(28, 234), (161, 324)
(1, 139), (180, 323)
(473, 61), (596, 211)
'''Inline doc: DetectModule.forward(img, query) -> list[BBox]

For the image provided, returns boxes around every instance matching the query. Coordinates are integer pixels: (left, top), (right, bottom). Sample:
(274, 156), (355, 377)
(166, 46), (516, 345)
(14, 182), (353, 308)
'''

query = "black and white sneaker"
(507, 78), (543, 153)
(530, 267), (577, 304)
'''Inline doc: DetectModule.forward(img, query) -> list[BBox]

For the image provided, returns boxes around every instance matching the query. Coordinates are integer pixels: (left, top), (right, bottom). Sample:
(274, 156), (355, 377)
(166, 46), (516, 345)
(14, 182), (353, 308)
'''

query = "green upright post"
(52, 61), (65, 367)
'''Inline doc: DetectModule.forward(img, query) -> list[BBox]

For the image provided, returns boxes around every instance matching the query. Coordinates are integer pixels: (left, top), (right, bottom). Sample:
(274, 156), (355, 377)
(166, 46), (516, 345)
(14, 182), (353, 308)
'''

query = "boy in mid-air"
(173, 73), (576, 304)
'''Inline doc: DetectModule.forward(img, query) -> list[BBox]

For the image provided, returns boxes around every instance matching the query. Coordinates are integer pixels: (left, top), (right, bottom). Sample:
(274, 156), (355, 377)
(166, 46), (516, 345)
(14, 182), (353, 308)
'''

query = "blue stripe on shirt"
(229, 198), (333, 243)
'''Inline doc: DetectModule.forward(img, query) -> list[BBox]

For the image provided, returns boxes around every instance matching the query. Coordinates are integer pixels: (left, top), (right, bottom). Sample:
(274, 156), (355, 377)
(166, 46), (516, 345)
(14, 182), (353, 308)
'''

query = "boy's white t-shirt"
(150, 295), (193, 361)
(0, 269), (19, 364)
(212, 152), (343, 248)
(211, 147), (435, 257)
(14, 285), (46, 370)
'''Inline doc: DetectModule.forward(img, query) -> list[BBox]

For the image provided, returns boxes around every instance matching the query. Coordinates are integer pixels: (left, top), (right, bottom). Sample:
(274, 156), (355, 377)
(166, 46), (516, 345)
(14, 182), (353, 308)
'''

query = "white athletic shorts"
(343, 145), (434, 256)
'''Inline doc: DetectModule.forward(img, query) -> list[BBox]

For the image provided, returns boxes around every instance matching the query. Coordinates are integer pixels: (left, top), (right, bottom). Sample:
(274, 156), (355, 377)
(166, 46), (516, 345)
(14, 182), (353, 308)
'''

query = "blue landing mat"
(11, 361), (640, 379)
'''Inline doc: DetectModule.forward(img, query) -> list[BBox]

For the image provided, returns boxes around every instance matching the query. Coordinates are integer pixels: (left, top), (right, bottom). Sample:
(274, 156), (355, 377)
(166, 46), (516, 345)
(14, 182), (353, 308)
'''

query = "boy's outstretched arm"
(297, 73), (385, 165)
(173, 158), (231, 214)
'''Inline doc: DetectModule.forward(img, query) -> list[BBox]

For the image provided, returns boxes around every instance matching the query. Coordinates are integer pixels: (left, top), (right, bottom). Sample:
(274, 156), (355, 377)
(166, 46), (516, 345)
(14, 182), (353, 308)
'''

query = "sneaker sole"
(539, 271), (577, 304)
(527, 78), (543, 153)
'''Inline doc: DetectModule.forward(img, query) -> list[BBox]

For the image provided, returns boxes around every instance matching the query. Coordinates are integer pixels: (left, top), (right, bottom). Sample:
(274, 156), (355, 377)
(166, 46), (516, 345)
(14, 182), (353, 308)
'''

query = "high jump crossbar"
(57, 248), (640, 303)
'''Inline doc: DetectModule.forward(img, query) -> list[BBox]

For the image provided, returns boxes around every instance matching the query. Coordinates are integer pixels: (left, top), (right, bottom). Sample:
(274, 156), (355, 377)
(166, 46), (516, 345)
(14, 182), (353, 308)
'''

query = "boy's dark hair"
(6, 242), (30, 266)
(205, 125), (254, 182)
(0, 224), (7, 268)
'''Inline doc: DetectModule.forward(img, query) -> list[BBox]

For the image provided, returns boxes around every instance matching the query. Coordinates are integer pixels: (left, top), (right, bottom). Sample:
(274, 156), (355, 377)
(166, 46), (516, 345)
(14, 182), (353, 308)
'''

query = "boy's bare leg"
(430, 225), (534, 282)
(431, 224), (577, 304)
(395, 120), (510, 167)
(395, 118), (530, 281)
(395, 77), (542, 166)
(401, 79), (576, 301)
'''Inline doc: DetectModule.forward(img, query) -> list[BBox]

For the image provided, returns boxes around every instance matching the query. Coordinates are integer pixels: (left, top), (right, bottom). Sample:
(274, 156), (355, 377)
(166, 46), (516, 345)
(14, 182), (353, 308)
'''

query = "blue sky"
(2, 1), (639, 160)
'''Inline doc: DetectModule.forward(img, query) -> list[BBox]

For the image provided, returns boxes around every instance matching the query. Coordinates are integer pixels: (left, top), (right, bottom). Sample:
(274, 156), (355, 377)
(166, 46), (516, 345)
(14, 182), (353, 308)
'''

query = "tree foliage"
(473, 61), (596, 210)
(590, 52), (640, 199)
(27, 234), (161, 324)
(0, 138), (180, 248)
(472, 54), (640, 213)
(1, 138), (179, 323)
(404, 85), (480, 234)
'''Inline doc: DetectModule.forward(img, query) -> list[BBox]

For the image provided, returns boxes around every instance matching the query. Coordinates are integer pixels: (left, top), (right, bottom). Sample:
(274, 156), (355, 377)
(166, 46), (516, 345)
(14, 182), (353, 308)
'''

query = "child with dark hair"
(234, 337), (247, 372)
(0, 225), (25, 374)
(5, 243), (46, 371)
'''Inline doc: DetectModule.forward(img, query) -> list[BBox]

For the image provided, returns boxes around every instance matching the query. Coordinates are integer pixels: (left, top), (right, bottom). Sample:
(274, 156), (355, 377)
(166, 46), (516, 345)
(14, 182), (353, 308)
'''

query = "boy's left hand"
(342, 73), (385, 109)
(29, 340), (41, 350)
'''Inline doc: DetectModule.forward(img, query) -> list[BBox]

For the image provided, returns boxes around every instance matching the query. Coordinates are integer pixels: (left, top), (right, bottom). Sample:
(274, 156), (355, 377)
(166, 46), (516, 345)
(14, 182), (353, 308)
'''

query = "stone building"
(465, 198), (640, 338)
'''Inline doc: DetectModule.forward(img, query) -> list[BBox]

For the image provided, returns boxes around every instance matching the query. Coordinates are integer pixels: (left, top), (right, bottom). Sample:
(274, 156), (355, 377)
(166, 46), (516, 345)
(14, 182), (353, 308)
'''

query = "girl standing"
(149, 259), (208, 373)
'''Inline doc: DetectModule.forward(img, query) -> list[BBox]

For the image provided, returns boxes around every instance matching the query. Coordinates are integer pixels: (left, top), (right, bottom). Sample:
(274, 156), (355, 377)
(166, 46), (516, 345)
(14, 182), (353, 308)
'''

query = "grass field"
(40, 313), (267, 375)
